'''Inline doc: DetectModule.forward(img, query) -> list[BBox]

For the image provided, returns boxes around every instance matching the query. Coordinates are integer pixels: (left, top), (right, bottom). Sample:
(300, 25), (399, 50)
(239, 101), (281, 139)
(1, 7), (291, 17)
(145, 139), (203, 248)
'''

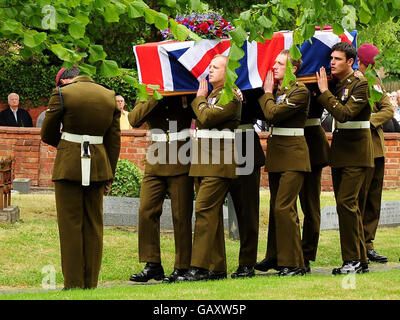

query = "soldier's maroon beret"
(56, 68), (67, 87)
(358, 43), (379, 67)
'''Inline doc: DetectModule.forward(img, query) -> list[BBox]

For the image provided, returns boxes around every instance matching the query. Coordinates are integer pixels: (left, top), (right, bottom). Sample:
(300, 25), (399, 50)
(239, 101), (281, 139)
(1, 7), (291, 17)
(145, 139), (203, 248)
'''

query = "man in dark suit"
(316, 42), (373, 275)
(0, 93), (33, 127)
(41, 67), (121, 289)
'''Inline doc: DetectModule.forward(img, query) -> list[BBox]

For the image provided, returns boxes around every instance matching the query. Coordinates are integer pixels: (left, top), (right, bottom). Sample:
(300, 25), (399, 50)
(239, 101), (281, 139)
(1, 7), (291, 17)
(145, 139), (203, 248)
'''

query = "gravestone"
(12, 178), (31, 194)
(103, 196), (229, 231)
(320, 201), (400, 230)
(0, 206), (20, 224)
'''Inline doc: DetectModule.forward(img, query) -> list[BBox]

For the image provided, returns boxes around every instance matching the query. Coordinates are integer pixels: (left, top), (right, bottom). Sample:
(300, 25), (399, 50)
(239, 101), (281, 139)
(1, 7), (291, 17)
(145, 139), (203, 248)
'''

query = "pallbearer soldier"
(316, 42), (373, 274)
(229, 88), (266, 279)
(356, 43), (393, 263)
(41, 67), (121, 289)
(128, 94), (195, 283)
(300, 82), (330, 273)
(255, 50), (311, 276)
(182, 54), (241, 281)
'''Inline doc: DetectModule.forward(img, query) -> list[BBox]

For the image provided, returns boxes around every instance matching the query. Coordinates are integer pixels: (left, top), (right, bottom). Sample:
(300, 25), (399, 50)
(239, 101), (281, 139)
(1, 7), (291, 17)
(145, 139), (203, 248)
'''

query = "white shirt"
(394, 106), (400, 123)
(12, 109), (18, 123)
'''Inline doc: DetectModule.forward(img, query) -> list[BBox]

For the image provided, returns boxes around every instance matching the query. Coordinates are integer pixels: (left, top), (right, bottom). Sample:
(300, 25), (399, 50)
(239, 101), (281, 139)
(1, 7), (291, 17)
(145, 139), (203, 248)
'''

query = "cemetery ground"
(0, 190), (399, 300)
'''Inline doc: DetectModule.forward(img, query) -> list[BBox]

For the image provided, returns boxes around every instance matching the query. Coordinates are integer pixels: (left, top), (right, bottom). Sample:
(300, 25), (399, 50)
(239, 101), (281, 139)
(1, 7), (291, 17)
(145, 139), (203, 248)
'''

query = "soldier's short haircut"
(60, 66), (80, 81)
(279, 49), (302, 74)
(331, 42), (357, 61)
(211, 54), (228, 66)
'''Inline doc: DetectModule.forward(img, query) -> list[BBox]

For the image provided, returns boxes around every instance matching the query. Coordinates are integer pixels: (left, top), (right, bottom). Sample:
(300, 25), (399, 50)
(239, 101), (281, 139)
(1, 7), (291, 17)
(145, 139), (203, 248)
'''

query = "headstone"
(0, 206), (20, 224)
(12, 178), (31, 194)
(103, 196), (229, 230)
(378, 201), (400, 227)
(320, 201), (400, 230)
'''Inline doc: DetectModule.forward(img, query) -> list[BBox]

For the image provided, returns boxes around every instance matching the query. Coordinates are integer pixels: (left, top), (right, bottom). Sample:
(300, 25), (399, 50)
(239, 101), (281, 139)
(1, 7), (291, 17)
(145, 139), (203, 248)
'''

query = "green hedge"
(0, 57), (138, 110)
(108, 159), (143, 198)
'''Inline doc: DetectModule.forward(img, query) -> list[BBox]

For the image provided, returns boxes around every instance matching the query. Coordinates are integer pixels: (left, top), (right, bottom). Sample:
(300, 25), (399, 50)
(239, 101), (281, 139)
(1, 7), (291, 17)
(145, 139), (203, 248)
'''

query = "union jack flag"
(133, 28), (357, 92)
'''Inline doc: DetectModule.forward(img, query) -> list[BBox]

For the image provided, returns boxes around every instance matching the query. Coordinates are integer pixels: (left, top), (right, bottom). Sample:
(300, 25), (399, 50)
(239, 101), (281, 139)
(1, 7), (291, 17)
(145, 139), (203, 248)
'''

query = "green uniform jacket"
(128, 95), (194, 176)
(317, 72), (374, 168)
(306, 83), (330, 167)
(41, 76), (121, 182)
(369, 78), (394, 158)
(189, 87), (241, 178)
(258, 81), (311, 173)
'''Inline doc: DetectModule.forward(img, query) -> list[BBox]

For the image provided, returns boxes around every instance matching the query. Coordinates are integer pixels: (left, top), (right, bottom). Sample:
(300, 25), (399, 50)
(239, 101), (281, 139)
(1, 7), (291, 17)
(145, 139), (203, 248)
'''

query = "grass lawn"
(0, 191), (399, 300)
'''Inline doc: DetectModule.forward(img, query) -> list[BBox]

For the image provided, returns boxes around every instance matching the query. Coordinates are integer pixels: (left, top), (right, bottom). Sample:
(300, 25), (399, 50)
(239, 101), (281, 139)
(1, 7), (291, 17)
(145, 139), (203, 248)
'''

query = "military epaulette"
(346, 76), (354, 84)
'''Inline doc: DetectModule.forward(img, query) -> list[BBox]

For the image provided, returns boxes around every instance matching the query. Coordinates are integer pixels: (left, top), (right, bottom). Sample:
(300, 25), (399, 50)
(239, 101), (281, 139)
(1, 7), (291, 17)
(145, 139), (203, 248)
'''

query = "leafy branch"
(1, 0), (400, 106)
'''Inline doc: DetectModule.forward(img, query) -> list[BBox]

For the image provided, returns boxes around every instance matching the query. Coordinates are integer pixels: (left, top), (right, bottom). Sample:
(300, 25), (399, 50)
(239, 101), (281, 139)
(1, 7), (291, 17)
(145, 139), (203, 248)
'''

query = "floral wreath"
(161, 12), (235, 40)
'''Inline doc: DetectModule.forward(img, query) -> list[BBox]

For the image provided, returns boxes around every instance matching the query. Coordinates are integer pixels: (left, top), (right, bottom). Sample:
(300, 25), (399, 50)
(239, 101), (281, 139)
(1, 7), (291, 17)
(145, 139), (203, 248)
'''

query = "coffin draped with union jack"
(133, 28), (357, 93)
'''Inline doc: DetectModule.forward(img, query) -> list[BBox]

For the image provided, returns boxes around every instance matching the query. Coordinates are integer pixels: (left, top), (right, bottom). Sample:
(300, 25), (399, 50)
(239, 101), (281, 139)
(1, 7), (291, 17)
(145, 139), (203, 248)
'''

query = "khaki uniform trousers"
(54, 180), (105, 289)
(266, 171), (305, 268)
(360, 157), (385, 250)
(191, 176), (230, 272)
(228, 167), (261, 266)
(331, 167), (368, 262)
(299, 166), (323, 262)
(138, 174), (193, 269)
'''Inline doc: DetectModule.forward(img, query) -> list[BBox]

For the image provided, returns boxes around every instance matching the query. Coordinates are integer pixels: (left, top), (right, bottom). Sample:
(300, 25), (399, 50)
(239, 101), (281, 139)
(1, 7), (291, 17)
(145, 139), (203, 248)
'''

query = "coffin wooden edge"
(146, 75), (332, 96)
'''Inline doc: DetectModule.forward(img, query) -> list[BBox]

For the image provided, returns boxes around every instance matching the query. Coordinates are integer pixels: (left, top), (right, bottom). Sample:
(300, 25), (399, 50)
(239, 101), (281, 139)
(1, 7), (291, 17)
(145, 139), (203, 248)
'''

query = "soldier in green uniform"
(182, 55), (241, 281)
(229, 88), (266, 279)
(41, 67), (121, 289)
(255, 50), (311, 276)
(316, 42), (373, 274)
(128, 94), (195, 283)
(300, 83), (330, 273)
(356, 43), (393, 263)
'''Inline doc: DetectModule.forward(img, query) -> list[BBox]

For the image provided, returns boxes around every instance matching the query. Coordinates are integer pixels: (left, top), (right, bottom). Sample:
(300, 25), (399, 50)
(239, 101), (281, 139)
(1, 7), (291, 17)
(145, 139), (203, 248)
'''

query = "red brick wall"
(1, 127), (400, 191)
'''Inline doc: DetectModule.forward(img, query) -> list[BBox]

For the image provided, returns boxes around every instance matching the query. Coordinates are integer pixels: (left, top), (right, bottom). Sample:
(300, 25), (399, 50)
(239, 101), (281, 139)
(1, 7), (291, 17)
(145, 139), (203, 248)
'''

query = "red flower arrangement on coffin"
(161, 12), (234, 40)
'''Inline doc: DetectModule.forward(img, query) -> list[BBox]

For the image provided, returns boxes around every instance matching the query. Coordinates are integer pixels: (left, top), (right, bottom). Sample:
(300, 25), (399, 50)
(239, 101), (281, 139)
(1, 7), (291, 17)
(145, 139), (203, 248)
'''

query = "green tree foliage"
(1, 0), (400, 105)
(358, 19), (400, 79)
(0, 55), (138, 108)
(108, 158), (144, 198)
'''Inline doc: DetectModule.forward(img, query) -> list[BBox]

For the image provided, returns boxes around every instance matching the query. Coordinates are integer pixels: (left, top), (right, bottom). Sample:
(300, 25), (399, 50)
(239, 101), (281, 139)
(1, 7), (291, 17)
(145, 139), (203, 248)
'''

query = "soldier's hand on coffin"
(316, 67), (328, 93)
(197, 78), (208, 97)
(353, 70), (364, 79)
(235, 88), (243, 102)
(263, 70), (275, 94)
